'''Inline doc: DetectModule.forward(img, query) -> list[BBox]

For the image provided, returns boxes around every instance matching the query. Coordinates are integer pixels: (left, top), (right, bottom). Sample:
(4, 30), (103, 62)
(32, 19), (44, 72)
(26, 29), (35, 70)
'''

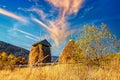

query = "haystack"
(29, 39), (51, 66)
(59, 40), (77, 63)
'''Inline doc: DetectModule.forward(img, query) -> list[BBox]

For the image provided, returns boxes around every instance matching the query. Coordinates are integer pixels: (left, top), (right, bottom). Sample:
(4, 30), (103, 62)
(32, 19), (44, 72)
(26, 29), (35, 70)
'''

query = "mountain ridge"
(0, 40), (29, 59)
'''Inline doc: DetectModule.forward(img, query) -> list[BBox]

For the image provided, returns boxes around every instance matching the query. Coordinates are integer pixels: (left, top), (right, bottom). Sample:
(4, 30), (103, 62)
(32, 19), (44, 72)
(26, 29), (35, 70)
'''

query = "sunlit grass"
(0, 62), (120, 80)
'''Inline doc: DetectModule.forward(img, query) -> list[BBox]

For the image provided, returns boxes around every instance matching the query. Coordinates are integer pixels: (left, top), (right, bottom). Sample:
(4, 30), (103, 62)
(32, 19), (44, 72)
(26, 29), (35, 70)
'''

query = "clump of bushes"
(0, 52), (27, 70)
(0, 52), (16, 70)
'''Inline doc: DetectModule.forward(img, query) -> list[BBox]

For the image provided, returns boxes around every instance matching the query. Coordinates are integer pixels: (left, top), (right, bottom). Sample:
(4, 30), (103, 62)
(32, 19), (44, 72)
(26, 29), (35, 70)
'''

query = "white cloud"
(0, 8), (28, 23)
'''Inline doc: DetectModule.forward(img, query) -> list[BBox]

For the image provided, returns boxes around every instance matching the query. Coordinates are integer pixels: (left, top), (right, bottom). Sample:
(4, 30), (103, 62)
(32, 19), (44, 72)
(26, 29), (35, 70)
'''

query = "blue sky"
(0, 0), (120, 56)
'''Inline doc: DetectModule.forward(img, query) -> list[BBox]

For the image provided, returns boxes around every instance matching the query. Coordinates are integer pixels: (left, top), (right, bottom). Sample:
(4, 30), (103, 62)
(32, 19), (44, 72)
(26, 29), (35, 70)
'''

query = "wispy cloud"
(32, 0), (84, 46)
(85, 6), (94, 12)
(18, 7), (47, 20)
(16, 0), (84, 46)
(9, 35), (32, 47)
(31, 8), (47, 20)
(25, 35), (38, 42)
(15, 28), (40, 40)
(0, 8), (27, 23)
(8, 23), (39, 41)
(33, 17), (77, 46)
(47, 0), (84, 16)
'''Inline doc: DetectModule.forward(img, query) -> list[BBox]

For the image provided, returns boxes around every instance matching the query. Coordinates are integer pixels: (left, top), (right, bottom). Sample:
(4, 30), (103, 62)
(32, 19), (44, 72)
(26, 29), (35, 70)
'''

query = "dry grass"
(0, 63), (120, 80)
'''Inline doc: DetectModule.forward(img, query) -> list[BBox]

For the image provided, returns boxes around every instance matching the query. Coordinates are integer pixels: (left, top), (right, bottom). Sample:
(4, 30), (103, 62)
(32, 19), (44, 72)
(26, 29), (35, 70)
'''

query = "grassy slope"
(0, 63), (120, 80)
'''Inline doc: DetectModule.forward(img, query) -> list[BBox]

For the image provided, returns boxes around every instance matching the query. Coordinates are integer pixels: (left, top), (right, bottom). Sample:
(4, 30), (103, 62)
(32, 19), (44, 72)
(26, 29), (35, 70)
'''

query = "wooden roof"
(32, 39), (51, 47)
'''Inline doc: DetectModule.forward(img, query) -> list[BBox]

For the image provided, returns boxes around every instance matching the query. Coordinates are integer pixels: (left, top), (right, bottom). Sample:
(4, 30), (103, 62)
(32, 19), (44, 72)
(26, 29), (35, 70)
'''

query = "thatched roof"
(32, 39), (51, 47)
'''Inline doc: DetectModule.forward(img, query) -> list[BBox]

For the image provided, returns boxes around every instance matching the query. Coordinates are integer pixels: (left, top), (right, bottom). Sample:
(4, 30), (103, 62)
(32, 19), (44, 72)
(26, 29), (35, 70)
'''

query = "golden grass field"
(0, 62), (120, 80)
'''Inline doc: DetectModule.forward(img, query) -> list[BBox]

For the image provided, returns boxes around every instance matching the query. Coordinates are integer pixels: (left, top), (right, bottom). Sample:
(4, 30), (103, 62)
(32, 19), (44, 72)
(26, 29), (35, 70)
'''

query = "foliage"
(8, 54), (17, 65)
(73, 24), (120, 64)
(0, 52), (7, 61)
(16, 57), (27, 65)
(0, 52), (27, 70)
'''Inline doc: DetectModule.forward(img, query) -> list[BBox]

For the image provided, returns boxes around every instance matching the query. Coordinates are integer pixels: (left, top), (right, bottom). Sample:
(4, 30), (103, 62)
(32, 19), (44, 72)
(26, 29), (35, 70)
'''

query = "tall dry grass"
(0, 62), (120, 80)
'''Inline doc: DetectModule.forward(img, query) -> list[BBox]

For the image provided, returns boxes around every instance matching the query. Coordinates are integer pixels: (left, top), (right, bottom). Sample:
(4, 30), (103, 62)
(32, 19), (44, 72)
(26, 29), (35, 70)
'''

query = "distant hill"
(0, 40), (29, 59)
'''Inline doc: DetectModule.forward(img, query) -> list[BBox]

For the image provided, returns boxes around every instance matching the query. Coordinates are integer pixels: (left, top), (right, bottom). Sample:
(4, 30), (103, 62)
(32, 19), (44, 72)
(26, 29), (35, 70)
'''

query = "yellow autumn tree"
(0, 52), (7, 69)
(8, 53), (16, 65)
(1, 52), (7, 62)
(75, 23), (119, 64)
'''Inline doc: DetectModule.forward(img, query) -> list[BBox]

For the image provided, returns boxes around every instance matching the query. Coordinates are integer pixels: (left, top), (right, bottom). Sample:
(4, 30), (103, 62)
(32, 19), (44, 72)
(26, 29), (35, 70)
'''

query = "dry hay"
(29, 44), (51, 66)
(59, 40), (77, 63)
